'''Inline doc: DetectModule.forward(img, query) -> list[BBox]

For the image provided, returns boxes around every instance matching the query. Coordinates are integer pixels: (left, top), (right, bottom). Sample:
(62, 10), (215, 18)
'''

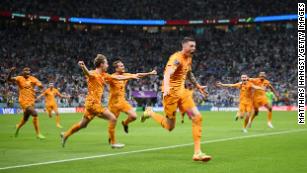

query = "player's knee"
(109, 116), (117, 123)
(168, 125), (175, 132)
(254, 110), (259, 116)
(80, 122), (88, 129)
(129, 114), (137, 121)
(193, 115), (202, 122)
(23, 116), (30, 122)
(31, 111), (38, 117)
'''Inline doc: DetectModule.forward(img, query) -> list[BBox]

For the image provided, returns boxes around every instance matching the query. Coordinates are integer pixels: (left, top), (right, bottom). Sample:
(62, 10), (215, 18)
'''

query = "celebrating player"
(37, 83), (70, 128)
(7, 67), (46, 139)
(216, 74), (264, 133)
(248, 72), (279, 128)
(60, 54), (139, 147)
(107, 60), (157, 148)
(140, 37), (211, 162)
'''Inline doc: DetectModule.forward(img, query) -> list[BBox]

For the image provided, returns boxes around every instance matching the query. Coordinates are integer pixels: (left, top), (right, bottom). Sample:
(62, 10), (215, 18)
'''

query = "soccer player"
(60, 54), (138, 147)
(140, 37), (212, 162)
(7, 67), (46, 139)
(107, 60), (157, 148)
(248, 72), (279, 128)
(37, 83), (70, 128)
(216, 74), (265, 133)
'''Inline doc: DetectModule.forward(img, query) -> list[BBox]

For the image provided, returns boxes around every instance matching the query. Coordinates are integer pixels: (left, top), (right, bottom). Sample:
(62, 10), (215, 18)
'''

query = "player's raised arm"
(187, 70), (208, 97)
(55, 90), (70, 99)
(6, 67), (17, 83)
(36, 90), (46, 101)
(251, 84), (265, 91)
(268, 84), (280, 100)
(110, 74), (139, 80)
(78, 61), (92, 77)
(136, 70), (157, 78)
(216, 81), (240, 88)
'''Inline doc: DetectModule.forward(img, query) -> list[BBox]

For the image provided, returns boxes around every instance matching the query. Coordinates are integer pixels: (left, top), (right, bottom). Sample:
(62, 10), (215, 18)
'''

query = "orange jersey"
(233, 82), (253, 104)
(85, 70), (111, 105)
(163, 51), (192, 96)
(108, 73), (132, 103)
(249, 78), (271, 98)
(15, 75), (42, 104)
(43, 88), (60, 105)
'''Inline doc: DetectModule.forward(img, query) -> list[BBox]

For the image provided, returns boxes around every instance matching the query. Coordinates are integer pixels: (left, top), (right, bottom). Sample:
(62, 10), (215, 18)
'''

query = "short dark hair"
(94, 54), (107, 68)
(113, 60), (122, 68)
(181, 37), (195, 44)
(23, 67), (31, 71)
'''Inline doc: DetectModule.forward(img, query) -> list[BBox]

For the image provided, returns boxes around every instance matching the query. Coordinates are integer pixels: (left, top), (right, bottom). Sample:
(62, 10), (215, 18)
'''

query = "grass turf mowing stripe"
(0, 129), (306, 171)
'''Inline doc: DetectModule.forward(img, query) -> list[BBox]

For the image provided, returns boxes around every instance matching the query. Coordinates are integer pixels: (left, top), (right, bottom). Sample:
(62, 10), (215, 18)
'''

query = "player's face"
(241, 75), (248, 82)
(116, 62), (125, 73)
(22, 69), (31, 78)
(259, 72), (266, 79)
(182, 41), (196, 55)
(100, 60), (109, 71)
(49, 83), (54, 89)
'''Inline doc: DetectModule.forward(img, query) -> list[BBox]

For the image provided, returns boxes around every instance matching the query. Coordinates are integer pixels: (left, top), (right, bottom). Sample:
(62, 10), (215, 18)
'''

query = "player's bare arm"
(136, 70), (157, 78)
(78, 61), (92, 77)
(57, 92), (70, 99)
(111, 74), (139, 80)
(269, 84), (280, 100)
(7, 67), (17, 83)
(187, 70), (208, 97)
(36, 92), (45, 101)
(216, 81), (238, 88)
(251, 84), (265, 90)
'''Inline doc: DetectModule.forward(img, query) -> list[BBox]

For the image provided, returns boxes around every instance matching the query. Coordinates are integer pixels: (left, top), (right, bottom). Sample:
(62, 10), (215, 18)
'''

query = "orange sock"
(268, 111), (272, 123)
(56, 115), (60, 125)
(32, 116), (40, 135)
(123, 116), (135, 125)
(108, 121), (116, 144)
(151, 112), (171, 130)
(64, 123), (81, 138)
(192, 115), (202, 154)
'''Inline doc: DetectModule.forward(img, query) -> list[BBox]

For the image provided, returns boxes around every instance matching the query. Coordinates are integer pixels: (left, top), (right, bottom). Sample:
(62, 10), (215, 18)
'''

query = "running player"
(60, 54), (138, 147)
(248, 72), (279, 128)
(216, 74), (264, 133)
(37, 83), (70, 128)
(140, 37), (211, 162)
(7, 67), (46, 139)
(107, 60), (157, 148)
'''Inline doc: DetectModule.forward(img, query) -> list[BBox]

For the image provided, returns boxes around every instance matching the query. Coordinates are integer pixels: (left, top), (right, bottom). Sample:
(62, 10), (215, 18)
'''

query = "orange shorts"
(83, 101), (107, 120)
(108, 100), (133, 117)
(239, 102), (253, 113)
(253, 97), (269, 108)
(163, 93), (196, 120)
(19, 101), (35, 112)
(46, 104), (58, 113)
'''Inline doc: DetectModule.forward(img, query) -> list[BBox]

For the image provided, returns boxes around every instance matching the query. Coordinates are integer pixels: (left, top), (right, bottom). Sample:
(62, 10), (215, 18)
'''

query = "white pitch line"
(0, 129), (306, 171)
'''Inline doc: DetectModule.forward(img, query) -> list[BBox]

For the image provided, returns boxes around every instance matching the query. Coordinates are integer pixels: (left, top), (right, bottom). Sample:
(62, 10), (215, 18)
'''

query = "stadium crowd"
(0, 21), (296, 108)
(1, 0), (296, 19)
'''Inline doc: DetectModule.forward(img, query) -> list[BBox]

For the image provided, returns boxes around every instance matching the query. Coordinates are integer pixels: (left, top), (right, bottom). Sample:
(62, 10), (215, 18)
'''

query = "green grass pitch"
(0, 111), (306, 173)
